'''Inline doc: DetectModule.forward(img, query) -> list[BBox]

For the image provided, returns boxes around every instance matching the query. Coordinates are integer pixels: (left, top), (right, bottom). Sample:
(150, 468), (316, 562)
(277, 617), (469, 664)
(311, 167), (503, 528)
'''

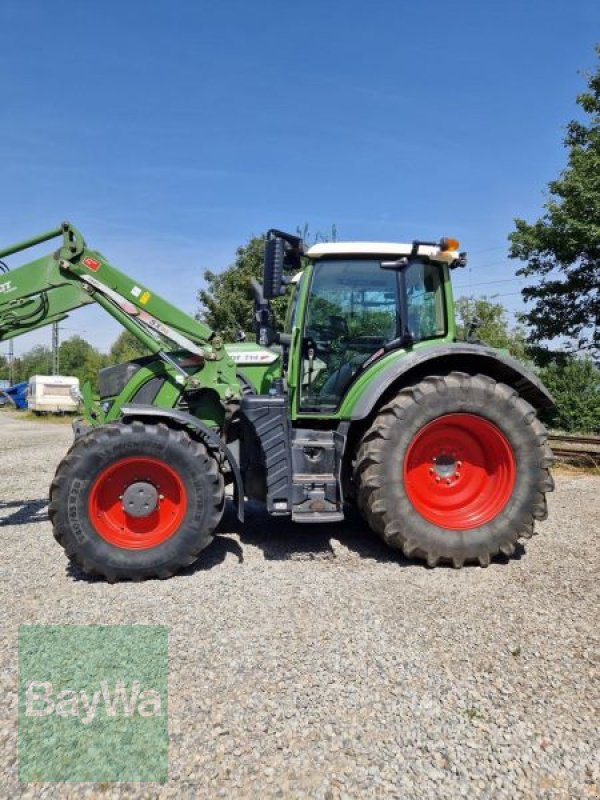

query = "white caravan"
(28, 375), (80, 414)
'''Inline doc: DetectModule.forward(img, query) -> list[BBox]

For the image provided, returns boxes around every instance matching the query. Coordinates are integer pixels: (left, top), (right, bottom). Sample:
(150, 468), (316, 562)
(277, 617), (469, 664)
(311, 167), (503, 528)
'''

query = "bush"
(539, 357), (600, 433)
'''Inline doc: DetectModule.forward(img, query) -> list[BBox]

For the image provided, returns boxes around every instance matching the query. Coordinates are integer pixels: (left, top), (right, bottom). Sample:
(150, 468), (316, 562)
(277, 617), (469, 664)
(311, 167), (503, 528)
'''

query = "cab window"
(299, 260), (398, 411)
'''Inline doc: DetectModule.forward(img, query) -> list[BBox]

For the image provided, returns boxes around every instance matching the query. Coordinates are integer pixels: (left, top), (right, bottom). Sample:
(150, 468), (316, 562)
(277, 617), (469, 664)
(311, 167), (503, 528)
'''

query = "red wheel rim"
(403, 414), (516, 530)
(88, 457), (187, 549)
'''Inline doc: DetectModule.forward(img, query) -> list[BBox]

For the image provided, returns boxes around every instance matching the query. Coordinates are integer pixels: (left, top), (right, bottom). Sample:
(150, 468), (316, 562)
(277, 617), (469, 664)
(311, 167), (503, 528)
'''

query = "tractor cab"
(257, 231), (466, 413)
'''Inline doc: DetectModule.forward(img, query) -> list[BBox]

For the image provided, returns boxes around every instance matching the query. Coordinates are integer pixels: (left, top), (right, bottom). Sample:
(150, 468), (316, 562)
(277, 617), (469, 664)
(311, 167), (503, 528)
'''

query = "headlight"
(70, 386), (81, 402)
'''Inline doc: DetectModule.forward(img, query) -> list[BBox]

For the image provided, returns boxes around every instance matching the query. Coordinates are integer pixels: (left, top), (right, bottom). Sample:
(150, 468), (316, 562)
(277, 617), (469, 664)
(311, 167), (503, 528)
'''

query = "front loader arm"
(0, 222), (240, 413)
(0, 223), (217, 351)
(0, 226), (93, 342)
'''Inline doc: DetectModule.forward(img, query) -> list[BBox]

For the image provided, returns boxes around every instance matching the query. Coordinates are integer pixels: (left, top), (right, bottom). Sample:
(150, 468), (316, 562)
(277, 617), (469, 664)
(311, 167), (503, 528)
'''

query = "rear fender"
(346, 343), (554, 420)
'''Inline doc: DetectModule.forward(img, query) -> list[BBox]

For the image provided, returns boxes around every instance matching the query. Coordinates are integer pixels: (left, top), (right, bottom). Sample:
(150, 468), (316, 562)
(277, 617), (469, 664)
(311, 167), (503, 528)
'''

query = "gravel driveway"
(1, 413), (599, 799)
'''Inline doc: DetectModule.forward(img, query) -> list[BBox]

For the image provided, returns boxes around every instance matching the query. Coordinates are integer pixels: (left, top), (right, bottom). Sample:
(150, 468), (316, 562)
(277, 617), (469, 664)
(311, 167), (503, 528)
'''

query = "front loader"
(0, 223), (554, 580)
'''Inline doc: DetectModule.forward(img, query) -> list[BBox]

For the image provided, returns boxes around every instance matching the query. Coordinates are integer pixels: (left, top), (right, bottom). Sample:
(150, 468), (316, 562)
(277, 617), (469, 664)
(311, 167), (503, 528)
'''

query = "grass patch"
(0, 408), (75, 425)
(464, 707), (485, 722)
(553, 460), (600, 477)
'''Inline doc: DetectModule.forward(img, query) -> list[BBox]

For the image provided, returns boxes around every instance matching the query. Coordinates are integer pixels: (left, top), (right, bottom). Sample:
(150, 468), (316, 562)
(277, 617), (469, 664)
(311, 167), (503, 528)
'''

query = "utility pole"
(8, 339), (14, 385)
(52, 322), (59, 375)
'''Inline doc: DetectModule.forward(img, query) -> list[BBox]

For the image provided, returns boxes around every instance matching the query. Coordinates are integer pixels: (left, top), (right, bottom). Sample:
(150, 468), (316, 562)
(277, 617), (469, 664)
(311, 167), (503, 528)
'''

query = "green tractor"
(0, 224), (554, 580)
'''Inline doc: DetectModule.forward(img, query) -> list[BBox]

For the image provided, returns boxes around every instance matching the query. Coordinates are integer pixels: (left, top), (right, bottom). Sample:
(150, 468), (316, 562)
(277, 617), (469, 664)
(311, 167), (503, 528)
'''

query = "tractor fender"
(120, 404), (244, 522)
(348, 343), (554, 420)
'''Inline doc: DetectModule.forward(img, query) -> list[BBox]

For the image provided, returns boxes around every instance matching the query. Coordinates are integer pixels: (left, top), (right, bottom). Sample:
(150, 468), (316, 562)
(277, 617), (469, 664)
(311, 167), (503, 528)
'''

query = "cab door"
(282, 268), (309, 416)
(296, 259), (399, 414)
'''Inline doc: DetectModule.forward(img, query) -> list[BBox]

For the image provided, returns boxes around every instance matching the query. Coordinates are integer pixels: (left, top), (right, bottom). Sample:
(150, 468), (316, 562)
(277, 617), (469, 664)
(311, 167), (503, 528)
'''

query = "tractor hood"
(225, 342), (280, 394)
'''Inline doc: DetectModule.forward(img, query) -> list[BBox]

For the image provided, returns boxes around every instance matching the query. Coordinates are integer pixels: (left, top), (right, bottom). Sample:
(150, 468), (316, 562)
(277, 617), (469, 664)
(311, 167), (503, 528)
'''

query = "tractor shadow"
(214, 500), (400, 565)
(65, 499), (526, 583)
(0, 498), (49, 527)
(200, 499), (527, 573)
(200, 499), (526, 572)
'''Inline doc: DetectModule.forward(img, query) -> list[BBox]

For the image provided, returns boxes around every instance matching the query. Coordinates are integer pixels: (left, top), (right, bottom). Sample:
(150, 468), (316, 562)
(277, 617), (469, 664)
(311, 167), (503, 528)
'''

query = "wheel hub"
(432, 452), (458, 479)
(88, 456), (187, 549)
(404, 413), (516, 530)
(122, 481), (159, 518)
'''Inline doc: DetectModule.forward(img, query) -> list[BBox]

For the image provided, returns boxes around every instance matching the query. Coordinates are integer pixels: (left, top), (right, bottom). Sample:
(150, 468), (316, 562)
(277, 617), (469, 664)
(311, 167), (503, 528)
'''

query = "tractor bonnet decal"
(227, 350), (278, 365)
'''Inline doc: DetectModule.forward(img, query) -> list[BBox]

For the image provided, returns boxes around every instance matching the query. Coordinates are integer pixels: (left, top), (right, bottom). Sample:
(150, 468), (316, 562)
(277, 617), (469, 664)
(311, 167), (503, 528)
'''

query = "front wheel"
(49, 421), (224, 581)
(354, 372), (554, 567)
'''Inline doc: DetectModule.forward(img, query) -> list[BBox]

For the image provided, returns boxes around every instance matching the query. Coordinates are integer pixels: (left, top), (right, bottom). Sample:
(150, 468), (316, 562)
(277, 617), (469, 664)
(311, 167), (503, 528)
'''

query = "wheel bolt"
(435, 476), (441, 483)
(446, 478), (452, 485)
(429, 468), (434, 474)
(457, 461), (462, 467)
(159, 494), (165, 501)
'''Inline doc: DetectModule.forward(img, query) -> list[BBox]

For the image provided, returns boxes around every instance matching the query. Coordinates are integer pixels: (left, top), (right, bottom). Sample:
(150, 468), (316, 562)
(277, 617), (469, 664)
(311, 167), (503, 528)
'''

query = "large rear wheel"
(49, 421), (224, 581)
(355, 372), (554, 567)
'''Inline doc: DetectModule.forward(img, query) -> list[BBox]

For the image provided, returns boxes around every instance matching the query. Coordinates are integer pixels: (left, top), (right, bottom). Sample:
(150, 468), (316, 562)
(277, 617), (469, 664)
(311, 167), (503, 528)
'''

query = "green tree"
(197, 235), (289, 340)
(197, 227), (336, 341)
(539, 357), (600, 433)
(59, 335), (96, 375)
(0, 353), (8, 382)
(509, 46), (600, 357)
(58, 335), (108, 390)
(108, 330), (150, 364)
(454, 296), (528, 361)
(17, 345), (52, 380)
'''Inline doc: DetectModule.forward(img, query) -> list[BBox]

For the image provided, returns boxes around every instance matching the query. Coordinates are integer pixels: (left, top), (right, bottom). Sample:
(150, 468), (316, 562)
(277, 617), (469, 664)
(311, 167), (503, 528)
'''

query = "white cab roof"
(306, 241), (458, 264)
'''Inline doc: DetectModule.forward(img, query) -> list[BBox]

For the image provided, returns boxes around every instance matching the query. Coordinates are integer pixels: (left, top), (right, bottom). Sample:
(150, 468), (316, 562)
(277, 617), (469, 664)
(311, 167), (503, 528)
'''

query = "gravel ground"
(1, 413), (599, 799)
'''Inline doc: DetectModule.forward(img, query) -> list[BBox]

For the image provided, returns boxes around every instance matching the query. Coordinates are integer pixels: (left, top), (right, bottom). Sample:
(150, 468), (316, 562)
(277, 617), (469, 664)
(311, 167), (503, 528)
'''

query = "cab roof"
(305, 241), (459, 264)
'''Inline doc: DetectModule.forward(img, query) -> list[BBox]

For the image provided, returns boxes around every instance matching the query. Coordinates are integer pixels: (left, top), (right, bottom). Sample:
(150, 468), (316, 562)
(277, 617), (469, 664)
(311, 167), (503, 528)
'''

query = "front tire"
(49, 421), (224, 581)
(354, 372), (554, 568)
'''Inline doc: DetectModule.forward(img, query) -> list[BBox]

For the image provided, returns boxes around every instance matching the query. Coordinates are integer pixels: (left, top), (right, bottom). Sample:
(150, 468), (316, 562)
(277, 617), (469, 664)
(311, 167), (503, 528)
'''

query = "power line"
(454, 276), (528, 290)
(456, 290), (528, 301)
(467, 245), (509, 256)
(463, 260), (513, 271)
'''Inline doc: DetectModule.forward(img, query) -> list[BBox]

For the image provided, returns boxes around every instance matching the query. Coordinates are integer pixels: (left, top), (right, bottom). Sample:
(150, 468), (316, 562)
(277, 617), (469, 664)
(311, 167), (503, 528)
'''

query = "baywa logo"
(19, 625), (168, 782)
(25, 679), (162, 726)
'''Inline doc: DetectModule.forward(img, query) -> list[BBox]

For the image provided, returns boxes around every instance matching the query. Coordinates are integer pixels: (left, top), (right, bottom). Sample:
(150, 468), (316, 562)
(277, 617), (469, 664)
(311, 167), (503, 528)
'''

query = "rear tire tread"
(354, 372), (554, 568)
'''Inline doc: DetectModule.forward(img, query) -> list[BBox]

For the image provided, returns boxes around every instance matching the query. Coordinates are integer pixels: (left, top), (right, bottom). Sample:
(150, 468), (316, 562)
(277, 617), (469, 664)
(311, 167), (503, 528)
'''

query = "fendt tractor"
(0, 224), (554, 580)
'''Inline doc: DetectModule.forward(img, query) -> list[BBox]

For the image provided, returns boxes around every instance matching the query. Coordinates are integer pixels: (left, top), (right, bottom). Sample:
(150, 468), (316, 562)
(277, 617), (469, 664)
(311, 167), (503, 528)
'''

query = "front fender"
(342, 343), (554, 420)
(120, 404), (244, 522)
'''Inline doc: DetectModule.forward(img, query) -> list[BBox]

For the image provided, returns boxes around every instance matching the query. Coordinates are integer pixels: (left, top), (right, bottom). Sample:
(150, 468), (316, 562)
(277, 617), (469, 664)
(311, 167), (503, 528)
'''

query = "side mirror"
(263, 236), (286, 299)
(263, 230), (304, 299)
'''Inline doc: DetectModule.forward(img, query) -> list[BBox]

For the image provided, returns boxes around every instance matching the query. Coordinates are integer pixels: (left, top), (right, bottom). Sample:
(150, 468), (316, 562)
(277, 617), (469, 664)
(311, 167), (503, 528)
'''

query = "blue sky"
(1, 0), (598, 356)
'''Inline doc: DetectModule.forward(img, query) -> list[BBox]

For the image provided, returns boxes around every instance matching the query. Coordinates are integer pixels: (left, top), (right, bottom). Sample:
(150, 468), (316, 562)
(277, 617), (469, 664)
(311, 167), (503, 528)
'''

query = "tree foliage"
(539, 356), (600, 433)
(196, 227), (337, 341)
(509, 46), (600, 356)
(197, 235), (289, 340)
(11, 345), (53, 382)
(454, 296), (528, 361)
(58, 335), (108, 389)
(108, 330), (150, 364)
